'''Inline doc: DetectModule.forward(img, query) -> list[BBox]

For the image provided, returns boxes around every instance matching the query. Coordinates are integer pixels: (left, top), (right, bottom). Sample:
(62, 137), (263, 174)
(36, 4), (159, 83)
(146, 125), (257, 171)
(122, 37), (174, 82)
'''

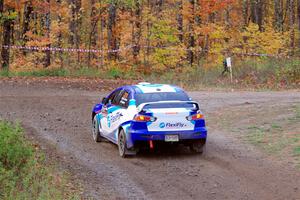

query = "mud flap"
(121, 123), (135, 149)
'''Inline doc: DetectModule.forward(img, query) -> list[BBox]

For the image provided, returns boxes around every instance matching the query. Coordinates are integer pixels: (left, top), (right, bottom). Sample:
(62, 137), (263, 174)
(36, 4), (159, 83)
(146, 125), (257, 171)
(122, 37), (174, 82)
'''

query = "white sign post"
(226, 57), (232, 83)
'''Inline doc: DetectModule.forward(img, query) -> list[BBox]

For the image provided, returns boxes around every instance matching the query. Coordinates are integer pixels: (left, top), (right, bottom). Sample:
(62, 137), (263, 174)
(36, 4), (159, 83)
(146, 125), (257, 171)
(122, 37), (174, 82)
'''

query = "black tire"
(92, 116), (103, 142)
(190, 139), (206, 154)
(118, 129), (137, 158)
(118, 129), (128, 157)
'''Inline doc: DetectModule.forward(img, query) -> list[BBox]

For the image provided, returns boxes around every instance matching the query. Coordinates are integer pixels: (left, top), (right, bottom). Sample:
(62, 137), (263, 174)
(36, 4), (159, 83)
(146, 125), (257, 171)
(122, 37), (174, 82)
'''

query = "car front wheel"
(92, 116), (103, 142)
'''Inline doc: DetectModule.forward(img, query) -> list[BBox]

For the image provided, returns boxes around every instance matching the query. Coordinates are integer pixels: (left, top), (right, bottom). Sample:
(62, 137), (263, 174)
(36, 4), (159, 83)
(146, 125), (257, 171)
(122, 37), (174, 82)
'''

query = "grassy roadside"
(246, 105), (300, 167)
(0, 121), (81, 199)
(211, 104), (300, 168)
(0, 57), (299, 90)
(246, 115), (300, 156)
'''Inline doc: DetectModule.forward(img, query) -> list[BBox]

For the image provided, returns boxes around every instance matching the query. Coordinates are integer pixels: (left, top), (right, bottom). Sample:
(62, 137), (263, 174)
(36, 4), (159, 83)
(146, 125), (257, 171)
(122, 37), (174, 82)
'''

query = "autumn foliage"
(0, 0), (300, 79)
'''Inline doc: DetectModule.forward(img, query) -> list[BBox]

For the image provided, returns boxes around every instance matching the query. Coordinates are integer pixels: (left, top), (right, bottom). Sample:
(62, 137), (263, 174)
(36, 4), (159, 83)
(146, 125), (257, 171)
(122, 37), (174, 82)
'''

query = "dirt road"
(0, 79), (300, 200)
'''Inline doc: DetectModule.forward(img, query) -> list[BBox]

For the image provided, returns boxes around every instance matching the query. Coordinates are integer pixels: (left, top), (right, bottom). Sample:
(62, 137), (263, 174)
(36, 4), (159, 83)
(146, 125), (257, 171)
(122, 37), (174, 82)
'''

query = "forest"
(0, 0), (300, 86)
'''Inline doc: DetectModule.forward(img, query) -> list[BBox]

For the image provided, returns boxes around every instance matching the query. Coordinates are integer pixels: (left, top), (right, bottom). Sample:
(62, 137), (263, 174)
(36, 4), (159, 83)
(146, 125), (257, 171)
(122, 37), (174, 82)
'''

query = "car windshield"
(135, 92), (192, 108)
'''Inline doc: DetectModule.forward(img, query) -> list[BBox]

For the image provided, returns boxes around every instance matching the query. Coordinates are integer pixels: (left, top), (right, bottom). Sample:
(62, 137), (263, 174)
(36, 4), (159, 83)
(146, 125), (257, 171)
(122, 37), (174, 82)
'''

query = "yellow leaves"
(209, 24), (227, 40)
(50, 21), (60, 43)
(240, 23), (288, 54)
(149, 45), (186, 72)
(204, 22), (290, 67)
(200, 24), (229, 66)
(94, 2), (108, 9)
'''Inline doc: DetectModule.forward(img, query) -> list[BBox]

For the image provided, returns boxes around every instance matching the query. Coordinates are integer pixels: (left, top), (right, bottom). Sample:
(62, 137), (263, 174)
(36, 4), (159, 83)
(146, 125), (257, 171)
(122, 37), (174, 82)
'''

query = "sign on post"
(226, 57), (232, 83)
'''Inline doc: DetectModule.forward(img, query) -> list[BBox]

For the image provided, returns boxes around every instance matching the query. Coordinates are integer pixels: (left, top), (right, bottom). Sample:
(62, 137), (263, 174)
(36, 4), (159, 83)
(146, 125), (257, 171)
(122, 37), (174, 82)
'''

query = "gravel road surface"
(0, 79), (299, 200)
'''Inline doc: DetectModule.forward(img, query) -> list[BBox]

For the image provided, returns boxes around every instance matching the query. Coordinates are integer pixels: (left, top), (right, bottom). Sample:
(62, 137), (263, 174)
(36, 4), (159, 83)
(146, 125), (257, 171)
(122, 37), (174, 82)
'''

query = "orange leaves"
(2, 0), (299, 72)
(4, 0), (18, 10)
(25, 32), (50, 46)
(194, 25), (213, 35)
(182, 1), (194, 21)
(196, 0), (236, 19)
(5, 0), (51, 14)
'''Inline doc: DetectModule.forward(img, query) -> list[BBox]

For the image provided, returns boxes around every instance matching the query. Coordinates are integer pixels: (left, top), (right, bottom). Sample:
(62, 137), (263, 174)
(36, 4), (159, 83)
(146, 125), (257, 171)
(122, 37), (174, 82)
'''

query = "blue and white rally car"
(91, 83), (207, 157)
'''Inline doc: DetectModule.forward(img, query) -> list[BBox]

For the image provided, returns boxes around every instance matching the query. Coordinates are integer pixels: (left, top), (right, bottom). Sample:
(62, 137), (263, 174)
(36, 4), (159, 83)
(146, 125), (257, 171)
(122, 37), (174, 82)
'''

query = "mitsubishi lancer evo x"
(91, 83), (207, 157)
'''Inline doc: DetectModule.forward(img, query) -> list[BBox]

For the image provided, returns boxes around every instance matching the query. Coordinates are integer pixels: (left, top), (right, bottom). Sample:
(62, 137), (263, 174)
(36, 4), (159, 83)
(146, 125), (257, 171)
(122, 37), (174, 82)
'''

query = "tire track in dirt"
(1, 82), (300, 199)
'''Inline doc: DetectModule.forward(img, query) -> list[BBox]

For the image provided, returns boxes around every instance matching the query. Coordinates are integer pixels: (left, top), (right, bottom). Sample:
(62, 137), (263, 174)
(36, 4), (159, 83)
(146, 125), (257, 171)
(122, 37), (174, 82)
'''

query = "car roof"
(122, 83), (184, 94)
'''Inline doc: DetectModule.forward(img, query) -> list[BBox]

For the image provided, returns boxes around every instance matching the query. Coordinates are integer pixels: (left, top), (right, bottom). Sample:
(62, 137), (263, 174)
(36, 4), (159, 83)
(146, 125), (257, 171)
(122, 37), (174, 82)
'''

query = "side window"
(108, 90), (120, 105)
(112, 90), (123, 105)
(119, 91), (129, 108)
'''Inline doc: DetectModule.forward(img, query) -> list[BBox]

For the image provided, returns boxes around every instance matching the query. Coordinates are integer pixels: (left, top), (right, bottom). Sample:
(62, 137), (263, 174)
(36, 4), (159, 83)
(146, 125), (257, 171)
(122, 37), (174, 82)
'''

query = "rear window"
(143, 102), (197, 109)
(135, 92), (190, 106)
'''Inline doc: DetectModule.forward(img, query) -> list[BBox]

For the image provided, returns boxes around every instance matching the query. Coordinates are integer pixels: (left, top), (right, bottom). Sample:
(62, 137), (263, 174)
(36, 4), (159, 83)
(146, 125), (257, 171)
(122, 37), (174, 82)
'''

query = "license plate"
(165, 135), (179, 142)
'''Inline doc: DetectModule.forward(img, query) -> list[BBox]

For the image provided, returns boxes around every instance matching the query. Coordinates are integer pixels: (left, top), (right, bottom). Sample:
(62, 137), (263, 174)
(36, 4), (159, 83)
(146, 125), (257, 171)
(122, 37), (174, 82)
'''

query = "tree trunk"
(44, 0), (51, 67)
(194, 0), (202, 67)
(22, 2), (33, 45)
(55, 0), (63, 68)
(88, 0), (98, 66)
(90, 0), (98, 47)
(297, 0), (300, 50)
(1, 10), (14, 68)
(132, 0), (142, 61)
(69, 0), (81, 63)
(69, 0), (81, 45)
(2, 21), (13, 68)
(297, 0), (300, 30)
(225, 6), (231, 28)
(156, 0), (163, 14)
(99, 0), (105, 68)
(274, 0), (284, 32)
(0, 0), (3, 67)
(145, 0), (151, 65)
(0, 0), (3, 13)
(176, 0), (183, 42)
(250, 0), (264, 31)
(242, 0), (250, 27)
(69, 0), (76, 45)
(256, 0), (264, 31)
(288, 0), (295, 55)
(187, 0), (195, 66)
(107, 2), (118, 60)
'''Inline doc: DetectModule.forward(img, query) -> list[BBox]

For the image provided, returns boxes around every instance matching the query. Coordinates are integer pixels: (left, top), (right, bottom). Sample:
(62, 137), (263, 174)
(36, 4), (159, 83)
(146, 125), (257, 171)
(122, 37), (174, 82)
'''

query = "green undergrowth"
(0, 57), (299, 90)
(147, 58), (300, 89)
(0, 67), (135, 80)
(0, 68), (70, 77)
(0, 121), (80, 199)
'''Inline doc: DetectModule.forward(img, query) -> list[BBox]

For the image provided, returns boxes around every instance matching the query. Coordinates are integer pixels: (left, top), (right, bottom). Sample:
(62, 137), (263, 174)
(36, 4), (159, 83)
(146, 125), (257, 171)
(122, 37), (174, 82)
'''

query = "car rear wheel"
(189, 139), (206, 154)
(118, 129), (128, 157)
(92, 116), (103, 142)
(118, 129), (137, 158)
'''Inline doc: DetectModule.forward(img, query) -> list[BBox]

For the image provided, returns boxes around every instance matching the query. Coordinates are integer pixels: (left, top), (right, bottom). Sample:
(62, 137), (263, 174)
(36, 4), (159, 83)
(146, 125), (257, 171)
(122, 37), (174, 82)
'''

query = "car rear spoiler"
(137, 101), (199, 112)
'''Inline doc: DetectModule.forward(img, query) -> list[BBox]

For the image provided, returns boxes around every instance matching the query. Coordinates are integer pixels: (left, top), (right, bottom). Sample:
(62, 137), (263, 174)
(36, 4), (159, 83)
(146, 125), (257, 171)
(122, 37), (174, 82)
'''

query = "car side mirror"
(102, 97), (108, 104)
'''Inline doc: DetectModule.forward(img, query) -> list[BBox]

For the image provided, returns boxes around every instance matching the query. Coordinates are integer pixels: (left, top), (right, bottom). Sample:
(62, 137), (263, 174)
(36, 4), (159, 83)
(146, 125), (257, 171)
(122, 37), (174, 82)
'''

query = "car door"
(106, 90), (131, 142)
(100, 89), (121, 138)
